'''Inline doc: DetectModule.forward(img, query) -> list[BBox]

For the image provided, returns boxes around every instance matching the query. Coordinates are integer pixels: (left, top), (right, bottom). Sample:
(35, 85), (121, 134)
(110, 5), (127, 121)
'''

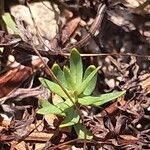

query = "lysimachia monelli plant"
(37, 48), (125, 139)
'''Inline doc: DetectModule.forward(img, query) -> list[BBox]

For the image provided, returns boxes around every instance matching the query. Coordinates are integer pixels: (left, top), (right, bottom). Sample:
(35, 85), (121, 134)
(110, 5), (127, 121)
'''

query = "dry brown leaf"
(44, 114), (59, 129)
(61, 17), (81, 44)
(14, 141), (30, 150)
(25, 132), (53, 142)
(122, 0), (150, 14)
(120, 134), (138, 141)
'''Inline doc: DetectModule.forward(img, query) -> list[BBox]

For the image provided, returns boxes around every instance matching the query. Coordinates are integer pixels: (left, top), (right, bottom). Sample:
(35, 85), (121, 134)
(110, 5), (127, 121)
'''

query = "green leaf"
(63, 66), (76, 90)
(77, 66), (100, 95)
(39, 77), (68, 99)
(60, 106), (80, 128)
(83, 65), (98, 95)
(56, 99), (74, 111)
(70, 48), (83, 88)
(56, 102), (70, 111)
(52, 63), (67, 88)
(37, 102), (65, 116)
(78, 91), (126, 106)
(39, 98), (52, 108)
(52, 95), (64, 105)
(74, 123), (93, 140)
(2, 13), (20, 34)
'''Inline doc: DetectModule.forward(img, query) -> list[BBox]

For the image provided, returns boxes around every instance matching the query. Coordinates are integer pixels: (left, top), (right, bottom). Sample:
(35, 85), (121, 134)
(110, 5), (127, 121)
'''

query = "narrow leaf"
(39, 77), (68, 99)
(74, 123), (93, 140)
(78, 67), (100, 95)
(56, 102), (70, 111)
(78, 91), (126, 106)
(39, 98), (52, 108)
(52, 94), (64, 105)
(94, 91), (126, 106)
(37, 103), (65, 116)
(56, 99), (74, 111)
(63, 66), (76, 90)
(70, 48), (83, 88)
(2, 13), (20, 34)
(52, 63), (67, 88)
(60, 106), (80, 128)
(83, 65), (98, 95)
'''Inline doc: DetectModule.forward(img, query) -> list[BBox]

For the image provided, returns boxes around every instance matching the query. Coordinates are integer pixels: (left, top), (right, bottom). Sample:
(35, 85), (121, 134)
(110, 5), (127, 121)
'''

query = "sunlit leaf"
(78, 91), (126, 106)
(77, 66), (100, 95)
(52, 63), (67, 88)
(39, 98), (52, 108)
(37, 102), (65, 116)
(56, 102), (70, 111)
(83, 65), (98, 95)
(70, 48), (83, 88)
(60, 106), (80, 127)
(39, 77), (68, 99)
(63, 66), (76, 90)
(74, 123), (93, 140)
(2, 13), (20, 34)
(52, 94), (64, 105)
(56, 99), (74, 111)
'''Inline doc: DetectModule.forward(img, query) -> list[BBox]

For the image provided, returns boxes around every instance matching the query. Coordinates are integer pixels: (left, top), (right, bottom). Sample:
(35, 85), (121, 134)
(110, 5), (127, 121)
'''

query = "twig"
(29, 42), (85, 123)
(63, 3), (106, 50)
(1, 41), (150, 59)
(26, 2), (53, 51)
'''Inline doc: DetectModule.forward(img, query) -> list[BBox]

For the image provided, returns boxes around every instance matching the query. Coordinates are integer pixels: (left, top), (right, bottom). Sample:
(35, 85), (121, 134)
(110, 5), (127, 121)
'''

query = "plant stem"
(30, 44), (85, 120)
(26, 2), (89, 137)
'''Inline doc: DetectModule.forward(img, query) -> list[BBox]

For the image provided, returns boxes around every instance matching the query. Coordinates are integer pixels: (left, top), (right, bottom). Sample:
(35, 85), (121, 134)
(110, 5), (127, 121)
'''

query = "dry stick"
(17, 118), (44, 145)
(24, 3), (105, 83)
(25, 3), (69, 95)
(1, 41), (150, 59)
(48, 139), (79, 150)
(1, 40), (149, 59)
(75, 4), (106, 48)
(60, 4), (106, 149)
(30, 43), (90, 149)
(25, 3), (94, 144)
(26, 1), (80, 112)
(0, 41), (150, 59)
(30, 44), (76, 107)
(31, 43), (88, 120)
(26, 2), (55, 52)
(61, 4), (106, 147)
(61, 52), (150, 59)
(0, 3), (149, 59)
(63, 3), (106, 51)
(49, 139), (96, 150)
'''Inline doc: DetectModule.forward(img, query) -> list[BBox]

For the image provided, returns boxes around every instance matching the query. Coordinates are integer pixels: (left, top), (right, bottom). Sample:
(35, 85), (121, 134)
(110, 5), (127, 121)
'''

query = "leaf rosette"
(38, 48), (126, 139)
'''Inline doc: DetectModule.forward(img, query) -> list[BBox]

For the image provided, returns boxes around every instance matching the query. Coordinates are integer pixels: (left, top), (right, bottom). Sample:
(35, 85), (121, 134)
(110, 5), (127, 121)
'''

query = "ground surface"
(0, 0), (150, 149)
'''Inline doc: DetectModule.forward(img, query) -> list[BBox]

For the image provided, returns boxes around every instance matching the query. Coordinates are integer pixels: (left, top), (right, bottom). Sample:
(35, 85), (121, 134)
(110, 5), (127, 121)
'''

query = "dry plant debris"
(0, 0), (150, 149)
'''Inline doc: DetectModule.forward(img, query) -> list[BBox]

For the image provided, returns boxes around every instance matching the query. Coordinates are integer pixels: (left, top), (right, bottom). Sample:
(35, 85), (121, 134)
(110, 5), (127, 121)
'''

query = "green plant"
(37, 48), (125, 139)
(1, 12), (20, 34)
